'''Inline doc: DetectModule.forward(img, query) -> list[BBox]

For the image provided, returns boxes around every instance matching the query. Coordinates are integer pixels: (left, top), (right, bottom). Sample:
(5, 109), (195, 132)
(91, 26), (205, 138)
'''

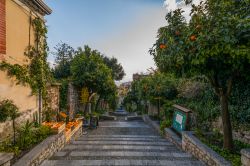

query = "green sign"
(172, 110), (187, 133)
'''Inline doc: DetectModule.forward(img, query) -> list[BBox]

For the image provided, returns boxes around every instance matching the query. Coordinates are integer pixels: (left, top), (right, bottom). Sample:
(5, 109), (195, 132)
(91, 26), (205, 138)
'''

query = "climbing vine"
(0, 17), (51, 109)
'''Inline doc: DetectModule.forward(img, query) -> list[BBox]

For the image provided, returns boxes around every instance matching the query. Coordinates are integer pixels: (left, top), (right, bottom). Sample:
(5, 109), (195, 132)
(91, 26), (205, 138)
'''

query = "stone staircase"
(41, 121), (204, 166)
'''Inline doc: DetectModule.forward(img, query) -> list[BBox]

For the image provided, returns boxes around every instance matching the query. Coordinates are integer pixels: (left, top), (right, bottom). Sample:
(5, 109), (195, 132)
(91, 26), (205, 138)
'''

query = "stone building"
(0, 0), (52, 138)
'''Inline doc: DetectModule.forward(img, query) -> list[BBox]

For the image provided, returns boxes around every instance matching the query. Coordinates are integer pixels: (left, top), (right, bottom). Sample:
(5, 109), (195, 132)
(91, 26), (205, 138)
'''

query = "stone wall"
(164, 128), (182, 150)
(182, 131), (231, 166)
(147, 104), (158, 116)
(47, 83), (60, 121)
(67, 83), (79, 120)
(241, 148), (250, 166)
(212, 117), (250, 144)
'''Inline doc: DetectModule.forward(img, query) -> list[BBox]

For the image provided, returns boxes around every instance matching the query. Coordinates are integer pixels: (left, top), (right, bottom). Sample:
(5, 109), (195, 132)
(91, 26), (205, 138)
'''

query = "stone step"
(51, 156), (196, 161)
(77, 137), (167, 142)
(42, 159), (204, 166)
(82, 135), (161, 138)
(68, 151), (193, 158)
(88, 128), (158, 135)
(72, 140), (173, 146)
(62, 144), (178, 152)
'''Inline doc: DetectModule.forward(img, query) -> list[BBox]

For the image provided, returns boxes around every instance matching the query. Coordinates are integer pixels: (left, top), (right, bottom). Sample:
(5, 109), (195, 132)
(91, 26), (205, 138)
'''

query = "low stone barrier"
(0, 153), (14, 166)
(164, 128), (182, 150)
(125, 116), (142, 121)
(13, 123), (82, 166)
(241, 148), (250, 166)
(182, 131), (231, 166)
(99, 115), (116, 121)
(142, 115), (160, 133)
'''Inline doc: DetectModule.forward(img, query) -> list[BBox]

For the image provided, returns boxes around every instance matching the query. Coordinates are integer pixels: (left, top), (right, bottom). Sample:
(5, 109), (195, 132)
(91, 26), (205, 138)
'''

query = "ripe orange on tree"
(159, 44), (167, 49)
(190, 35), (197, 41)
(175, 30), (180, 36)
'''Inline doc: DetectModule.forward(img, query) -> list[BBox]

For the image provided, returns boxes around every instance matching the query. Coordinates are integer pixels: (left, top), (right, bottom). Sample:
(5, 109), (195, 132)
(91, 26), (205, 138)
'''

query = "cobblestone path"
(41, 117), (204, 166)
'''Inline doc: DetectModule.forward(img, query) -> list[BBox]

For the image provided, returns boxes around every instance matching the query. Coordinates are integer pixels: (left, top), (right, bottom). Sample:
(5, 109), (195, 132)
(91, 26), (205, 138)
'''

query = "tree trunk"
(13, 119), (16, 144)
(220, 94), (233, 150)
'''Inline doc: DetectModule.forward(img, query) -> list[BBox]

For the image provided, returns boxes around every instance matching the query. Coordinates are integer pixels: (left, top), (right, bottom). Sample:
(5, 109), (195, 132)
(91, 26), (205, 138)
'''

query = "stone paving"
(41, 114), (204, 166)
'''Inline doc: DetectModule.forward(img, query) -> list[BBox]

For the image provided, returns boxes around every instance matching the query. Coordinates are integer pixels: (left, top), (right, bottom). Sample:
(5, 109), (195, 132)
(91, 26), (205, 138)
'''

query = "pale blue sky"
(45, 0), (167, 82)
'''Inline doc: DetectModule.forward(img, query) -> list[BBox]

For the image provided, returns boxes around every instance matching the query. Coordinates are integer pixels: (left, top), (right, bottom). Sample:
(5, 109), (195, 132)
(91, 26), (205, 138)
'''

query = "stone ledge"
(125, 116), (142, 121)
(241, 148), (250, 166)
(182, 131), (231, 166)
(0, 153), (14, 166)
(13, 123), (83, 166)
(164, 128), (182, 150)
(13, 133), (65, 166)
(142, 115), (160, 134)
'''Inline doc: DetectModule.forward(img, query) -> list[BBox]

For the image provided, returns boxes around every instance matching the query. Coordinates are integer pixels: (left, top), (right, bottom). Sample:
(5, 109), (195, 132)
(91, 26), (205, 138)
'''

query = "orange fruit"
(190, 35), (197, 41)
(175, 31), (180, 36)
(159, 44), (167, 49)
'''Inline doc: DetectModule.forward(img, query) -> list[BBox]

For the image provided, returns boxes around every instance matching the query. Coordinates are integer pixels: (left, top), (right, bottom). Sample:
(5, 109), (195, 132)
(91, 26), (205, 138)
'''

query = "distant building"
(0, 0), (52, 138)
(132, 73), (148, 81)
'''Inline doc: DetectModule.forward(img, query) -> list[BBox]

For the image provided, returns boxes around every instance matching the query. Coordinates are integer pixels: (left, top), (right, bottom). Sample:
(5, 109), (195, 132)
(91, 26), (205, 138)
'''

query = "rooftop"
(20, 0), (52, 15)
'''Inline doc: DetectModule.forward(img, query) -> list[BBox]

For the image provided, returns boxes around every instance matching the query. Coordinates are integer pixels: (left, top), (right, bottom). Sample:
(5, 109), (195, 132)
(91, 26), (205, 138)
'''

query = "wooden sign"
(172, 104), (192, 134)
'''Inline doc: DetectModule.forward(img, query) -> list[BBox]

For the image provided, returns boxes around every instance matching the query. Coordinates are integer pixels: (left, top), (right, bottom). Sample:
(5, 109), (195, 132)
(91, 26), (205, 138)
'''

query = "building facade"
(0, 0), (51, 138)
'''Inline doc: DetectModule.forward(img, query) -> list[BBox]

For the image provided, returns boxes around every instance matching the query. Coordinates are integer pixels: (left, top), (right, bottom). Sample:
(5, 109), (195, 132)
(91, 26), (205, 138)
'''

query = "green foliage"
(230, 77), (250, 129)
(195, 129), (250, 166)
(71, 46), (117, 111)
(59, 80), (69, 111)
(101, 56), (125, 81)
(52, 44), (123, 112)
(52, 42), (76, 79)
(0, 18), (52, 111)
(0, 100), (18, 122)
(175, 79), (220, 131)
(160, 119), (172, 135)
(33, 125), (52, 143)
(0, 99), (20, 144)
(71, 48), (113, 90)
(0, 140), (21, 155)
(0, 62), (30, 85)
(161, 101), (174, 120)
(0, 122), (52, 156)
(150, 0), (250, 150)
(17, 120), (34, 149)
(123, 72), (177, 115)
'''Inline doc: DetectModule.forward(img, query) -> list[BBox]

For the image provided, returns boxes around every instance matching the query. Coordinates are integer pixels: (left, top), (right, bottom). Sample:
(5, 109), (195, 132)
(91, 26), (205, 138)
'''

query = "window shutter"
(0, 0), (6, 55)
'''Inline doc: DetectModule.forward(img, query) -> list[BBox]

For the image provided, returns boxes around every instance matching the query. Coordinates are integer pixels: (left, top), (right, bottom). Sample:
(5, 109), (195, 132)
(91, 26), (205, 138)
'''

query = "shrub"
(0, 121), (52, 157)
(160, 119), (172, 135)
(0, 100), (12, 122)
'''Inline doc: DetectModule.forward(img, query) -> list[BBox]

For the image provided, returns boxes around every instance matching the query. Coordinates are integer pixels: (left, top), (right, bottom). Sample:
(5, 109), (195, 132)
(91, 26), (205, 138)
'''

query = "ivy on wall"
(0, 17), (51, 110)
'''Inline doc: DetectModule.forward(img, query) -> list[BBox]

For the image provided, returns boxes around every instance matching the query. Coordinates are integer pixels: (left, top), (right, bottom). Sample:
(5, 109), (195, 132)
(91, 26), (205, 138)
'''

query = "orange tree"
(150, 0), (250, 150)
(70, 47), (117, 112)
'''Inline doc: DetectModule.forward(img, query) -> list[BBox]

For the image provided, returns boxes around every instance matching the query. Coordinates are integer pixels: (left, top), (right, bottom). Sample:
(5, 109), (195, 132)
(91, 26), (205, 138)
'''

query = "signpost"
(172, 104), (192, 134)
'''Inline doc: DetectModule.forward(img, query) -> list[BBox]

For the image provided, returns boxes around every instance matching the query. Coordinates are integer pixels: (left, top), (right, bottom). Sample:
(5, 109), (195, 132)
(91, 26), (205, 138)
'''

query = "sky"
(44, 0), (192, 82)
